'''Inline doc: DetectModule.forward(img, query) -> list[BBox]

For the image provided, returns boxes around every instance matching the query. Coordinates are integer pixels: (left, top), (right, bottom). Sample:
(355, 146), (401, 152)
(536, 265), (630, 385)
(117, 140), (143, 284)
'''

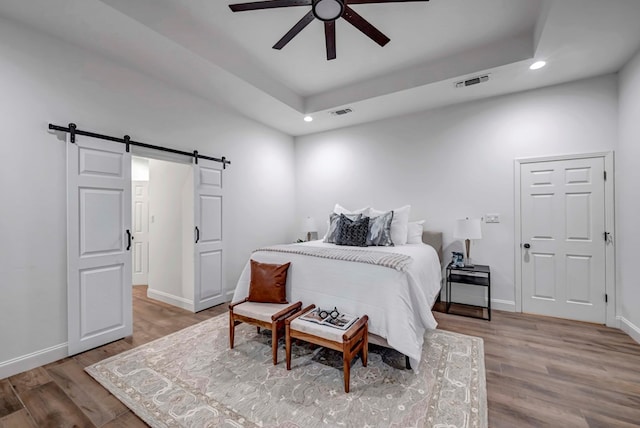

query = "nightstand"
(446, 263), (491, 321)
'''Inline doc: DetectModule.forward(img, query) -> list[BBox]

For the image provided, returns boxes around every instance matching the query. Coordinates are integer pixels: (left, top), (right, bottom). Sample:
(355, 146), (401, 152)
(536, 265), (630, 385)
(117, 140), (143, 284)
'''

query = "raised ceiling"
(1, 0), (640, 136)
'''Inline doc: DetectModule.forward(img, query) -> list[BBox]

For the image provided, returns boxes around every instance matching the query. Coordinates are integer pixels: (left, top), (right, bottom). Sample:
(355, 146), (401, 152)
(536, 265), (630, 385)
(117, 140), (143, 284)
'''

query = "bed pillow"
(322, 204), (370, 240)
(366, 210), (394, 246)
(334, 203), (370, 217)
(407, 220), (425, 244)
(335, 214), (370, 247)
(247, 260), (290, 303)
(370, 205), (411, 245)
(324, 212), (362, 243)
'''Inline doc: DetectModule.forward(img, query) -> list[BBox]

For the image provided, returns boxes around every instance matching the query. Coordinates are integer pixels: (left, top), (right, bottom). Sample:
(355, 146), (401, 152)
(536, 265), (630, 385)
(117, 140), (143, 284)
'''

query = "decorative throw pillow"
(247, 260), (290, 303)
(335, 214), (370, 247)
(324, 212), (362, 243)
(407, 220), (425, 244)
(321, 204), (370, 240)
(370, 205), (411, 245)
(366, 210), (394, 246)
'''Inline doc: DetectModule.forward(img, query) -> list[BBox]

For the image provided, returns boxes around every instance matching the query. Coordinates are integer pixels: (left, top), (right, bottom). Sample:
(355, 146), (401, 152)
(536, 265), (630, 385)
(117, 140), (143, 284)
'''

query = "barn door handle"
(523, 243), (530, 249)
(195, 226), (200, 243)
(126, 230), (132, 251)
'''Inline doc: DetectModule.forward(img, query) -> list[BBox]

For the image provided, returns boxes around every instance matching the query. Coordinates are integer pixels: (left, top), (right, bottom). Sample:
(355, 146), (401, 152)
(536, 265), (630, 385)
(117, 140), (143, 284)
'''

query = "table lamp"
(454, 218), (482, 267)
(302, 216), (318, 241)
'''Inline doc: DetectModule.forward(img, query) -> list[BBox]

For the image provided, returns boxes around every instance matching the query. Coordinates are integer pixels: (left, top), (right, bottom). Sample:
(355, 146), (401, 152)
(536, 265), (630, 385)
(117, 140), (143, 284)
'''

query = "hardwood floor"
(433, 303), (640, 427)
(0, 286), (226, 428)
(1, 288), (639, 427)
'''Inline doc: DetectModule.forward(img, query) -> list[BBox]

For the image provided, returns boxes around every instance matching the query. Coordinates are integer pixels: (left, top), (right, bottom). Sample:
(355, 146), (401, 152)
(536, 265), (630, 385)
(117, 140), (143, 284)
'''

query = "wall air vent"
(330, 108), (353, 116)
(455, 74), (490, 88)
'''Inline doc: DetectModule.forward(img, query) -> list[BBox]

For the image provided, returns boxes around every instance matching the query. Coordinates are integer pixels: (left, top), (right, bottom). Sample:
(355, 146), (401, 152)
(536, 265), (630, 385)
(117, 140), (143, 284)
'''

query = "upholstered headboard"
(422, 231), (443, 263)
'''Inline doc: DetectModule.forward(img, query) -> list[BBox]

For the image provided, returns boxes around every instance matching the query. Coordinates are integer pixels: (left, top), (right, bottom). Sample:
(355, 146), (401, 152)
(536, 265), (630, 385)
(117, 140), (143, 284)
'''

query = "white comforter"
(232, 241), (442, 367)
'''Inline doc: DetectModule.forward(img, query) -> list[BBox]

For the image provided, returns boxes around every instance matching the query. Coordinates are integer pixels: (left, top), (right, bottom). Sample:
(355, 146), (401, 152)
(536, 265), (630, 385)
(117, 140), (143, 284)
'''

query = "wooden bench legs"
(285, 305), (369, 393)
(228, 300), (302, 365)
(341, 321), (368, 393)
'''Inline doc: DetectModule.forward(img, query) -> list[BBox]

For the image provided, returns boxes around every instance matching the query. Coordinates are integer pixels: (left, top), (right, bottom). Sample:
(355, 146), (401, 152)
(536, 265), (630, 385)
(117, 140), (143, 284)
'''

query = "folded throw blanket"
(254, 244), (412, 272)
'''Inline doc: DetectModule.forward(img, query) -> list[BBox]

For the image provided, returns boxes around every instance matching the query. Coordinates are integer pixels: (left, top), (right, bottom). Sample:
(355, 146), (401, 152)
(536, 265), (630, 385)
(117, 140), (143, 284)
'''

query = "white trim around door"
(514, 152), (616, 328)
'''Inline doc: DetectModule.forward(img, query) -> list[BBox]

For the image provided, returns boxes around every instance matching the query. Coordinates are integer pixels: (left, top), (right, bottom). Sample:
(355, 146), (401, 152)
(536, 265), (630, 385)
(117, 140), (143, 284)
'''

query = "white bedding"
(231, 240), (442, 367)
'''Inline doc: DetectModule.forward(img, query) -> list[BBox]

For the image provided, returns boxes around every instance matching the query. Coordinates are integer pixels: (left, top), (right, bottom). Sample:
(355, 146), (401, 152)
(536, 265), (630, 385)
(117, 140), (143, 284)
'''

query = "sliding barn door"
(193, 159), (225, 312)
(67, 137), (132, 355)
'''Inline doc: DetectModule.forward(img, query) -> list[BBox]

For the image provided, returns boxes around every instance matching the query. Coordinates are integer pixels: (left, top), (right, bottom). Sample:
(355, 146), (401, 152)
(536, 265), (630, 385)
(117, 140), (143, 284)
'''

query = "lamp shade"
(454, 218), (482, 240)
(302, 216), (318, 233)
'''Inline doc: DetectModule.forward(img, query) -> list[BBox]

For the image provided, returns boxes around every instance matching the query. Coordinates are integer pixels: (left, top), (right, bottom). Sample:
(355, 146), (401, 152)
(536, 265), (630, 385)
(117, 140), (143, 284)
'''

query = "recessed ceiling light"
(530, 60), (547, 70)
(304, 116), (313, 122)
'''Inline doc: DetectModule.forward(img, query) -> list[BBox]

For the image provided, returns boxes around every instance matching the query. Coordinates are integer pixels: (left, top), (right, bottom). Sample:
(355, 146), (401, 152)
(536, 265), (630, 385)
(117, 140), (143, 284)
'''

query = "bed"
(231, 231), (443, 369)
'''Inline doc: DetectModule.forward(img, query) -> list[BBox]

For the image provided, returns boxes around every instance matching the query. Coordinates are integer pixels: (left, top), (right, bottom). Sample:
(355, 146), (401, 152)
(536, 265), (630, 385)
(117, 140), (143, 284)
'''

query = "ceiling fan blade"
(273, 11), (315, 50)
(342, 6), (390, 47)
(346, 0), (428, 3)
(229, 0), (311, 12)
(325, 21), (336, 60)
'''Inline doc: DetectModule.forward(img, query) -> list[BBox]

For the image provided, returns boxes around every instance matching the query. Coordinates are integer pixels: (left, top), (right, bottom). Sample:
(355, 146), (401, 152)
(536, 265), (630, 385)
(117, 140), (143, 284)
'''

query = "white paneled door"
(521, 157), (606, 323)
(132, 181), (149, 285)
(67, 137), (132, 355)
(193, 159), (225, 312)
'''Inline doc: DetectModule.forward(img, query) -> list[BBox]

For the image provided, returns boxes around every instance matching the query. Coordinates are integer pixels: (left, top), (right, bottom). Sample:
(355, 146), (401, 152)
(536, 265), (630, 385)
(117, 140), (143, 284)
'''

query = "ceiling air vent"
(330, 108), (353, 116)
(455, 74), (490, 88)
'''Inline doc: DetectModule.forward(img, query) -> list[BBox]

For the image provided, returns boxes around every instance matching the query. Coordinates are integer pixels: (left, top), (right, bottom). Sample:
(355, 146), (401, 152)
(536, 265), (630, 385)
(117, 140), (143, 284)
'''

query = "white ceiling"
(2, 0), (640, 136)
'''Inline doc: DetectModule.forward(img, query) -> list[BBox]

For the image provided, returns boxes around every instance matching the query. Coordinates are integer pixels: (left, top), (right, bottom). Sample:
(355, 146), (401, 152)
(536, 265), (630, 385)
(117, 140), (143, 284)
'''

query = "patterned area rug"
(86, 313), (487, 428)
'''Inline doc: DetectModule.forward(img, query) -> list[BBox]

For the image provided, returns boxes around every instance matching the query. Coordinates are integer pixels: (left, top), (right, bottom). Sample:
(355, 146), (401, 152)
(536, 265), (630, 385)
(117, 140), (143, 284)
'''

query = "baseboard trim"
(491, 299), (516, 312)
(619, 316), (640, 345)
(0, 342), (68, 380)
(147, 289), (195, 312)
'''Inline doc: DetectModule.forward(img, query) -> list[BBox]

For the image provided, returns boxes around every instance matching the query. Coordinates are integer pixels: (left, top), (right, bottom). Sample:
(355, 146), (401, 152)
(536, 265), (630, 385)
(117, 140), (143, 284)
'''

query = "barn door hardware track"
(49, 122), (231, 168)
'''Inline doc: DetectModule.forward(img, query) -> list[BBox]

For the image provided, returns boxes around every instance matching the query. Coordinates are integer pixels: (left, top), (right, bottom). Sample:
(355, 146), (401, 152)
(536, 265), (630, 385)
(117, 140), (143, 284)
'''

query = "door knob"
(523, 243), (530, 249)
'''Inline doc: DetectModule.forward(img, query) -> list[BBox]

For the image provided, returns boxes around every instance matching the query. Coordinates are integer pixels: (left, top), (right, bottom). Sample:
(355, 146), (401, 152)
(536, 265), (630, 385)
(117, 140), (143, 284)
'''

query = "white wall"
(132, 156), (150, 181)
(181, 168), (195, 304)
(0, 16), (295, 378)
(146, 159), (194, 309)
(295, 75), (618, 311)
(617, 48), (640, 342)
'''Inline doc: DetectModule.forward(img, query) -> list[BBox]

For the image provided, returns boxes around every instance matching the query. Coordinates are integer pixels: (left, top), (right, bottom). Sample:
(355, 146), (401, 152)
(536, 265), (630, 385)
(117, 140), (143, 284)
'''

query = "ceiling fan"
(228, 0), (430, 60)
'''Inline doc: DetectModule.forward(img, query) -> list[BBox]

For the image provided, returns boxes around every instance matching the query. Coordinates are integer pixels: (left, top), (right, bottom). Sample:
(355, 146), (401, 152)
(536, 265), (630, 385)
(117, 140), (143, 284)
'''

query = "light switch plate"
(485, 213), (500, 223)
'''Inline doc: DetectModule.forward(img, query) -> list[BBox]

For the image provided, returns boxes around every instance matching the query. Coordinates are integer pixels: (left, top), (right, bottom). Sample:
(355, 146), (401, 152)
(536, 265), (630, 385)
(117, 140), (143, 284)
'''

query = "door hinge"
(604, 171), (607, 181)
(604, 231), (610, 242)
(605, 294), (608, 303)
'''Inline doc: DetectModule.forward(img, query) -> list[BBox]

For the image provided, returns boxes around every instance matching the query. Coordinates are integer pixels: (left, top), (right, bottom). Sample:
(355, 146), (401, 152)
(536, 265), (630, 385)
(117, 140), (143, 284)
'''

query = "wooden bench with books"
(285, 304), (368, 393)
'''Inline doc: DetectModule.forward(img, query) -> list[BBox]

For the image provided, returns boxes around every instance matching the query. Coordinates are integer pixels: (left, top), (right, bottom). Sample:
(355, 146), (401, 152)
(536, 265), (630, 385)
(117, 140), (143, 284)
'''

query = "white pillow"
(322, 204), (371, 240)
(370, 205), (411, 245)
(407, 220), (425, 244)
(333, 203), (370, 217)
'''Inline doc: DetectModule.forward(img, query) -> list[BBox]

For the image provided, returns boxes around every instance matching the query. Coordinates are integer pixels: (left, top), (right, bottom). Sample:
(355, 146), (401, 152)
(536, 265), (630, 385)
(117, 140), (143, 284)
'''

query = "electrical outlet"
(485, 214), (500, 223)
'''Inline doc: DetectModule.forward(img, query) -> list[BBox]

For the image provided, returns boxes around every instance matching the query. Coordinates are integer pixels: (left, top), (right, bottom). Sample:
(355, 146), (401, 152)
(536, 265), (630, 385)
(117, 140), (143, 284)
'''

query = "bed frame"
(422, 230), (443, 263)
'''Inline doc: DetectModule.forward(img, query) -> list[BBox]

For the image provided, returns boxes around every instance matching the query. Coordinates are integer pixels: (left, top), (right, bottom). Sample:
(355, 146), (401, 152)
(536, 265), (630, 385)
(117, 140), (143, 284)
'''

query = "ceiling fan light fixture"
(313, 0), (344, 21)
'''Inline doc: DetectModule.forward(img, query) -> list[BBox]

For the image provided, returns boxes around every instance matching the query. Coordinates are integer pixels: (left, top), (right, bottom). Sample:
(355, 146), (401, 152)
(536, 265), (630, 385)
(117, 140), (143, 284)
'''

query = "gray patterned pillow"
(366, 210), (394, 246)
(336, 214), (370, 247)
(324, 212), (362, 243)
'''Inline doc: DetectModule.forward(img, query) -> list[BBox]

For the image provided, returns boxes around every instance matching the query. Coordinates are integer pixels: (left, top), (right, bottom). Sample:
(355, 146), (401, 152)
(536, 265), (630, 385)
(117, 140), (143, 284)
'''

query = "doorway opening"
(131, 156), (196, 311)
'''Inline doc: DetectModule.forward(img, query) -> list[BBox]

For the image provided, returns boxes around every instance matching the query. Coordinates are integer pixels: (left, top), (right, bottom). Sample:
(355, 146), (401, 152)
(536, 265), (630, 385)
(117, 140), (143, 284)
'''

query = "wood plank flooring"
(1, 287), (639, 427)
